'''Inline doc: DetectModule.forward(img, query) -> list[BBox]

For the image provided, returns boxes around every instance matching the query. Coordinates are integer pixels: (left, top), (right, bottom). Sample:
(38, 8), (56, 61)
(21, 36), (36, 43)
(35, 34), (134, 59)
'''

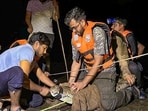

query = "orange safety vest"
(9, 39), (28, 48)
(72, 21), (114, 70)
(121, 30), (133, 58)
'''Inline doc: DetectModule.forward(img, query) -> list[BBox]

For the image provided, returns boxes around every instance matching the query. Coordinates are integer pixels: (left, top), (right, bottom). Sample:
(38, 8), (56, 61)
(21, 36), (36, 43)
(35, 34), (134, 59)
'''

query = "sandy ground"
(25, 74), (148, 111)
(2, 62), (148, 111)
(31, 99), (148, 111)
(26, 88), (148, 111)
(2, 76), (148, 111)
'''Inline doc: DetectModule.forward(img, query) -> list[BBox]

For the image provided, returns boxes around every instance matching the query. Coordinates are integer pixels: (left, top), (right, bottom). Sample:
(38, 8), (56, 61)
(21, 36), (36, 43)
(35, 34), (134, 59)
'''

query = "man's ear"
(80, 19), (84, 26)
(121, 24), (125, 28)
(34, 41), (40, 48)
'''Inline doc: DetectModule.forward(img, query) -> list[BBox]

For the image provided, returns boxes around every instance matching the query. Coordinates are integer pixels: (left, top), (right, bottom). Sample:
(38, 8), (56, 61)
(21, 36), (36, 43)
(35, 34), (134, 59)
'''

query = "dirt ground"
(26, 97), (148, 111)
(26, 49), (148, 111)
(2, 75), (148, 111)
(25, 86), (148, 111)
(3, 62), (148, 111)
(25, 74), (148, 111)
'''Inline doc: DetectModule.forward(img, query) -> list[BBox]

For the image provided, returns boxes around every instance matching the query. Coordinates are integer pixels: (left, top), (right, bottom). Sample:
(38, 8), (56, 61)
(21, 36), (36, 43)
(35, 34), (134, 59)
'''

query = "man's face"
(35, 42), (48, 58)
(111, 21), (123, 32)
(69, 19), (84, 36)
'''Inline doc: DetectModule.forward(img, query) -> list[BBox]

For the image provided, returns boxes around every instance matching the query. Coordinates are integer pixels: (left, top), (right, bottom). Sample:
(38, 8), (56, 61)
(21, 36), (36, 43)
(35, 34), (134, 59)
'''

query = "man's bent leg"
(0, 66), (24, 111)
(9, 90), (23, 111)
(0, 66), (23, 96)
(93, 70), (132, 111)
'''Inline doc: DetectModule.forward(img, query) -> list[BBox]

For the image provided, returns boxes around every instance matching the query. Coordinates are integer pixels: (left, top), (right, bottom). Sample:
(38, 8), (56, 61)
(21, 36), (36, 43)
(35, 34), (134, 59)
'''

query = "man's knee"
(101, 99), (115, 111)
(29, 94), (43, 107)
(128, 61), (139, 72)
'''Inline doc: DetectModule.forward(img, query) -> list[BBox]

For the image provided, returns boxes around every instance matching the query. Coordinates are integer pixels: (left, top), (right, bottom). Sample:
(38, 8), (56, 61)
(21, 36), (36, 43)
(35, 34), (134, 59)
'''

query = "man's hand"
(68, 76), (76, 87)
(27, 26), (33, 34)
(70, 81), (87, 92)
(123, 74), (136, 86)
(44, 71), (50, 77)
(39, 86), (50, 96)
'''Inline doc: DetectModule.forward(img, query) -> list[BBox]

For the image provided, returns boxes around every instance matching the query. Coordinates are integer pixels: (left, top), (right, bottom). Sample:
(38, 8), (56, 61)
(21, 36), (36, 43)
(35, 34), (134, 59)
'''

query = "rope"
(41, 53), (148, 110)
(40, 101), (65, 111)
(50, 52), (148, 76)
(55, 16), (69, 81)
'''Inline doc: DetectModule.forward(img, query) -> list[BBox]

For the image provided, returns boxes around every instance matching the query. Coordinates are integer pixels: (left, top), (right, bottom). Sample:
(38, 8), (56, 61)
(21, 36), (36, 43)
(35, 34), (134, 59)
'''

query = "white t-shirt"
(27, 0), (54, 34)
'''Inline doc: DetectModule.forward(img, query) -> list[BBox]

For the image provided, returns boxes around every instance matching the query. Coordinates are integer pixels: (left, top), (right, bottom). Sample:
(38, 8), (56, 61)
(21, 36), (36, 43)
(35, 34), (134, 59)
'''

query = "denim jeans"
(21, 88), (43, 108)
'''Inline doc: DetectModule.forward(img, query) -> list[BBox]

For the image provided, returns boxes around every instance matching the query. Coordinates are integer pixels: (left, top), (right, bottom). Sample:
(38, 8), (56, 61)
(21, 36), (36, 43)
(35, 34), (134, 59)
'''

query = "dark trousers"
(20, 88), (43, 108)
(77, 67), (132, 111)
(128, 60), (143, 88)
(0, 66), (23, 97)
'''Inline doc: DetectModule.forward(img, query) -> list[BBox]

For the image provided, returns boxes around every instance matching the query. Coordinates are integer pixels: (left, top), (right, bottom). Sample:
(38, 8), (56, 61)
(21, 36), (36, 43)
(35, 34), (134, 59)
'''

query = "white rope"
(41, 53), (148, 110)
(113, 52), (148, 64)
(50, 53), (148, 76)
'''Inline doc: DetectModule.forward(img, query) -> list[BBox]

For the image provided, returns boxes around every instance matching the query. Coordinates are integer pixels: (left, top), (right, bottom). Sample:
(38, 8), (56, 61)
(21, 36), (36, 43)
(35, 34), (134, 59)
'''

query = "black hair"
(28, 32), (50, 46)
(115, 17), (128, 26)
(64, 6), (86, 26)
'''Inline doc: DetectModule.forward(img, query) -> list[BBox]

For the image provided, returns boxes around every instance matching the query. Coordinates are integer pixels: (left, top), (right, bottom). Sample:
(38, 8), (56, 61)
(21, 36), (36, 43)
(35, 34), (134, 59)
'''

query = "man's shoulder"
(27, 0), (40, 6)
(21, 44), (33, 51)
(27, 0), (35, 4)
(14, 44), (33, 54)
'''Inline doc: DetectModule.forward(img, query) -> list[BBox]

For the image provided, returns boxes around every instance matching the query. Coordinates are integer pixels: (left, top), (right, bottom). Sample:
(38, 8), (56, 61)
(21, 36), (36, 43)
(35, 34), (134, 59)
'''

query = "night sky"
(0, 0), (148, 63)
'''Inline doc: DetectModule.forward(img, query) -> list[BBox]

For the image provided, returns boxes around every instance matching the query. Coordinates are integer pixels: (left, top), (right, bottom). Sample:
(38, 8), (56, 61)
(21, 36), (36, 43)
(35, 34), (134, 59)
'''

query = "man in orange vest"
(109, 17), (146, 99)
(64, 7), (139, 111)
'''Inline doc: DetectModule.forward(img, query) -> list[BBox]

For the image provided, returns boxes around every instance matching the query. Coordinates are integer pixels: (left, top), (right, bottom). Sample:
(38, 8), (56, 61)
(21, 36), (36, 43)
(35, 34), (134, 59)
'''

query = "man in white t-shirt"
(25, 0), (60, 72)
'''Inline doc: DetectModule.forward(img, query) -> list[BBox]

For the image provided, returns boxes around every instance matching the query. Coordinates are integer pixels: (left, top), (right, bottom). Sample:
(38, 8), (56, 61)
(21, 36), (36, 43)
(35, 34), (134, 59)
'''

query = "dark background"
(0, 0), (148, 64)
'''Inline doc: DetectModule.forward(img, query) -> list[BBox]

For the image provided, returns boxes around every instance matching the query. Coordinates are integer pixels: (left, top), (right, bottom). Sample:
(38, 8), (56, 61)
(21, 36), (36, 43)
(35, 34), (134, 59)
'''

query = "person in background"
(0, 32), (56, 110)
(109, 29), (136, 92)
(64, 6), (138, 111)
(110, 17), (146, 99)
(137, 41), (145, 55)
(25, 0), (60, 72)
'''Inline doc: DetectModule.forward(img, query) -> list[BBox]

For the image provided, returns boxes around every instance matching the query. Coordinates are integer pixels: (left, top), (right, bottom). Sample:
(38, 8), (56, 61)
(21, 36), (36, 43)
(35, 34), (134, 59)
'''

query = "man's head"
(64, 6), (87, 36)
(111, 17), (128, 32)
(28, 32), (50, 57)
(114, 18), (128, 27)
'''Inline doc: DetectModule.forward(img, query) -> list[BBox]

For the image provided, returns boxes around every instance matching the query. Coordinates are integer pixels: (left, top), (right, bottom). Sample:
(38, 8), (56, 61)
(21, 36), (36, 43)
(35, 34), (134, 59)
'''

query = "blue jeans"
(21, 88), (43, 108)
